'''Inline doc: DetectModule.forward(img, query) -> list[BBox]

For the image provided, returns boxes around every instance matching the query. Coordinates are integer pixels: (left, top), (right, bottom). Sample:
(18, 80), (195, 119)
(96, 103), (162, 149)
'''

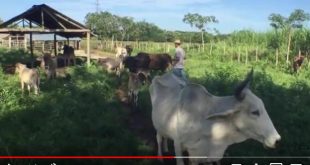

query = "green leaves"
(269, 9), (310, 30)
(183, 13), (218, 31)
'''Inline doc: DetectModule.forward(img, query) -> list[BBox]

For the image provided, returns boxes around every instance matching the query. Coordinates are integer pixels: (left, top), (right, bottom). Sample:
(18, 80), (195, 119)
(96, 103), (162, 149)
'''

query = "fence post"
(24, 35), (27, 51)
(8, 36), (11, 49)
(209, 43), (213, 56)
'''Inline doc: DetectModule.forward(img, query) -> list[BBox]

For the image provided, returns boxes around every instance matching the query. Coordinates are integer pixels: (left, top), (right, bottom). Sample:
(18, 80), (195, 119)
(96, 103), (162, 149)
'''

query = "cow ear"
(206, 108), (240, 119)
(138, 72), (147, 82)
(234, 68), (253, 101)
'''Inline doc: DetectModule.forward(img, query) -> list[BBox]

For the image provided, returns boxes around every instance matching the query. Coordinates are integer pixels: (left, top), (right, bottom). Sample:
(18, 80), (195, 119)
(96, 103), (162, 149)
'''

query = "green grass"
(186, 55), (310, 164)
(1, 48), (310, 164)
(0, 48), (159, 164)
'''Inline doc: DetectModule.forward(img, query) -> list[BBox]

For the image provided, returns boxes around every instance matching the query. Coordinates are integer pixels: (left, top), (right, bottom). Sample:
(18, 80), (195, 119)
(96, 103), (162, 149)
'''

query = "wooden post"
(42, 41), (45, 52)
(24, 34), (27, 51)
(30, 21), (33, 57)
(41, 9), (44, 29)
(67, 37), (70, 45)
(87, 32), (91, 66)
(8, 35), (11, 49)
(54, 34), (57, 56)
(77, 41), (80, 50)
(111, 35), (114, 51)
(209, 43), (213, 56)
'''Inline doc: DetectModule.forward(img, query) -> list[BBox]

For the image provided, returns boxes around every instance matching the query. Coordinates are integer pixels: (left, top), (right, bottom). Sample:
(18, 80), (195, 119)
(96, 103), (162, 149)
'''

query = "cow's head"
(207, 69), (281, 148)
(15, 63), (26, 74)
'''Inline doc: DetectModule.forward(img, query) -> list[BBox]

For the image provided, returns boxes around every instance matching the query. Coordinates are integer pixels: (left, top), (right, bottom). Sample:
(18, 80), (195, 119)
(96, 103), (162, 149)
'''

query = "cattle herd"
(12, 44), (284, 164)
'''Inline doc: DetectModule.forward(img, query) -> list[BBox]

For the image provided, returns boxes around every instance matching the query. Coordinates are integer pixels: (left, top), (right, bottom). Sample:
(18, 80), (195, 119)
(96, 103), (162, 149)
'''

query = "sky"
(0, 0), (310, 34)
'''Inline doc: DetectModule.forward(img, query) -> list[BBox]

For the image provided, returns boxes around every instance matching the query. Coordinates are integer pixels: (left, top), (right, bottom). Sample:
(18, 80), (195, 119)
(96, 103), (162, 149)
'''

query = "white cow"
(150, 70), (281, 165)
(115, 47), (128, 59)
(15, 63), (40, 95)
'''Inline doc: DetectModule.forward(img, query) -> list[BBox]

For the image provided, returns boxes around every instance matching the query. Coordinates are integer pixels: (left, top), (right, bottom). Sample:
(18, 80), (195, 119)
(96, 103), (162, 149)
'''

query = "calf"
(98, 58), (122, 76)
(15, 63), (40, 95)
(115, 47), (128, 59)
(40, 53), (57, 80)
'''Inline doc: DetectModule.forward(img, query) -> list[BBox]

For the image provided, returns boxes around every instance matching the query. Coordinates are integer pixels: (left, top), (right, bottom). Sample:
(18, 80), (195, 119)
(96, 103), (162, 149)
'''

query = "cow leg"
(128, 90), (133, 105)
(34, 84), (39, 95)
(73, 57), (76, 65)
(21, 81), (24, 94)
(27, 84), (31, 94)
(68, 57), (71, 66)
(134, 90), (138, 109)
(163, 137), (169, 152)
(156, 133), (164, 162)
(174, 140), (185, 165)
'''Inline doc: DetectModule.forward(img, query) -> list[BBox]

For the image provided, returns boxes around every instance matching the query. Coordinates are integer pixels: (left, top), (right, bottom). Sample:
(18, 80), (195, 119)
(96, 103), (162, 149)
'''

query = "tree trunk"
(111, 35), (114, 51)
(286, 29), (292, 64)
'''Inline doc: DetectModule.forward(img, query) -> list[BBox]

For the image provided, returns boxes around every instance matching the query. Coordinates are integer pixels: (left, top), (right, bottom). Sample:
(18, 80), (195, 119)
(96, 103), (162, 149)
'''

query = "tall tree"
(183, 13), (218, 49)
(85, 11), (119, 40)
(269, 9), (310, 63)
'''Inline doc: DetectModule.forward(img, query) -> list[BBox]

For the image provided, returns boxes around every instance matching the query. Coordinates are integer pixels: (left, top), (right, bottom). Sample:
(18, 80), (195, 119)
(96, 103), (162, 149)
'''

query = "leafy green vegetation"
(1, 40), (310, 165)
(0, 49), (157, 164)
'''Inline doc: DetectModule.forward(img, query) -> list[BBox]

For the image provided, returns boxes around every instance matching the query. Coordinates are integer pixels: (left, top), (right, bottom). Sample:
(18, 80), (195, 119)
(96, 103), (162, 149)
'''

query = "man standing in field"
(172, 39), (187, 81)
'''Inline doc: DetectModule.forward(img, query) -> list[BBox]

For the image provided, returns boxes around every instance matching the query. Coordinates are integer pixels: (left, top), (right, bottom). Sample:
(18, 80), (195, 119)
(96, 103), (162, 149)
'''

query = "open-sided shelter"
(0, 4), (91, 65)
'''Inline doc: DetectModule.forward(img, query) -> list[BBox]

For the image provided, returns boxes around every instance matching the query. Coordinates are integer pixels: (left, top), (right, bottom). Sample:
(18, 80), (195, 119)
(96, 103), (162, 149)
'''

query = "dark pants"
(172, 68), (187, 82)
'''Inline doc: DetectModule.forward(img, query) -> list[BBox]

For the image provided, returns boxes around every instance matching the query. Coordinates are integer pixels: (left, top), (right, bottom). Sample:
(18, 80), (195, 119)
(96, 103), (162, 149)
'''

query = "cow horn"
(234, 68), (254, 101)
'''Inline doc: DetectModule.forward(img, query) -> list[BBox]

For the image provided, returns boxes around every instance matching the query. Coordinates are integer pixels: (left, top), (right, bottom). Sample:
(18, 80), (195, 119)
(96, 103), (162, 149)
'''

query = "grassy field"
(0, 47), (310, 164)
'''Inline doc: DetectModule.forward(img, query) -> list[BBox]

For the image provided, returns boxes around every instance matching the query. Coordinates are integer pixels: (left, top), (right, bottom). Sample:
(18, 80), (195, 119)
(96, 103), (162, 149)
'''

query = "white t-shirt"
(174, 47), (185, 69)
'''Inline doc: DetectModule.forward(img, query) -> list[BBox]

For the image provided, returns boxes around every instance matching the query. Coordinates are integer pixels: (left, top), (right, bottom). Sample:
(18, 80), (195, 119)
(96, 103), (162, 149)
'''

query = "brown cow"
(293, 55), (305, 73)
(15, 63), (40, 95)
(123, 52), (172, 73)
(63, 45), (76, 66)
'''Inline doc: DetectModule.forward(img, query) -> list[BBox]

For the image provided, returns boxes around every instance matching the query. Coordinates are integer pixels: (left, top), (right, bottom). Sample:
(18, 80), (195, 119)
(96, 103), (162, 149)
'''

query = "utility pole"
(95, 0), (100, 13)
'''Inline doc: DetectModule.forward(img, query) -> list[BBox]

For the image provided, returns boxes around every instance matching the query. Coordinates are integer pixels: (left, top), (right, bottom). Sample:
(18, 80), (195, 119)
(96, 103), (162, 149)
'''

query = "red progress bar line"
(0, 156), (175, 159)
